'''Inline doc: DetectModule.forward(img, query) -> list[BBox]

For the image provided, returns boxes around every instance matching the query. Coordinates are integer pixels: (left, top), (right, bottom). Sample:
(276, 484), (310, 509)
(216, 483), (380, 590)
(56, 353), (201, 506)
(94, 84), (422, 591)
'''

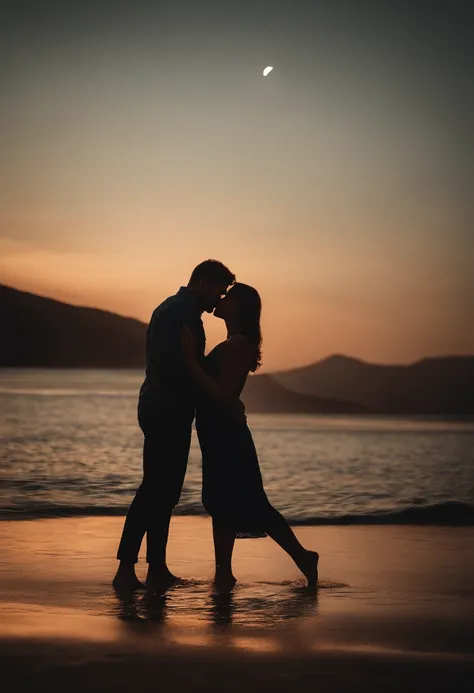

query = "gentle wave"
(290, 501), (474, 526)
(2, 501), (473, 525)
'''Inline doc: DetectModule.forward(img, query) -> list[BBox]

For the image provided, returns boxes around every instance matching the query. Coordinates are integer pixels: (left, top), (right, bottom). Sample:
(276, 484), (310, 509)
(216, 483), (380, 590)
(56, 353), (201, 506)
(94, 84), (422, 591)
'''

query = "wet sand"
(1, 517), (473, 691)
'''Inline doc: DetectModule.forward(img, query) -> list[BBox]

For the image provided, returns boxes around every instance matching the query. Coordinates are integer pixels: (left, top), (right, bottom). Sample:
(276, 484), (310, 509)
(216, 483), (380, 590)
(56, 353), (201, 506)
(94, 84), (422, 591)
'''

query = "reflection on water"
(114, 590), (169, 627)
(112, 579), (319, 633)
(108, 578), (474, 657)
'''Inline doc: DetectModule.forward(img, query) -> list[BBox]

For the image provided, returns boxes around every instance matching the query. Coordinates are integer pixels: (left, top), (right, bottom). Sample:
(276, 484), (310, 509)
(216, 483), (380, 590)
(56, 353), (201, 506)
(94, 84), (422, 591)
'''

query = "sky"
(1, 0), (473, 371)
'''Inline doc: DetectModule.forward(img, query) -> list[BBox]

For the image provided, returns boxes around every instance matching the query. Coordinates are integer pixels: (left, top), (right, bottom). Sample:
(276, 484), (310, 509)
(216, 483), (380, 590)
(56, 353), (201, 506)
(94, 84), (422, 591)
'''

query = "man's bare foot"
(112, 568), (146, 591)
(213, 573), (237, 593)
(145, 567), (180, 592)
(301, 550), (319, 588)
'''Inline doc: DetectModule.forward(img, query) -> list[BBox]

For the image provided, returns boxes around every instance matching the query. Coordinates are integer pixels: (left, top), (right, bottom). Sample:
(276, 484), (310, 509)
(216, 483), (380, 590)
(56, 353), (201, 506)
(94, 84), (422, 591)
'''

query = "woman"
(181, 282), (319, 590)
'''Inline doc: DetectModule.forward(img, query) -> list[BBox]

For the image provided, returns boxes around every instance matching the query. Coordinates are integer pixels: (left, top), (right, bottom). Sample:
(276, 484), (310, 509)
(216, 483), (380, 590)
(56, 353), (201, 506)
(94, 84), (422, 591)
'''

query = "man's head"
(187, 259), (236, 313)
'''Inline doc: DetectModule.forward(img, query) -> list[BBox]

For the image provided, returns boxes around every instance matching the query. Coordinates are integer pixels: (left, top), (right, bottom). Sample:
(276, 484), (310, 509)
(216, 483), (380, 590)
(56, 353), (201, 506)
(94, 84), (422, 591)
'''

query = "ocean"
(1, 368), (473, 524)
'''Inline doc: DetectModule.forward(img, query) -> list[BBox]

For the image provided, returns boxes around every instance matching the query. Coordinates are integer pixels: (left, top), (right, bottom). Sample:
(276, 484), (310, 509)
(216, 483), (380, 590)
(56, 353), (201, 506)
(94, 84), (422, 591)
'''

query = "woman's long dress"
(195, 342), (270, 538)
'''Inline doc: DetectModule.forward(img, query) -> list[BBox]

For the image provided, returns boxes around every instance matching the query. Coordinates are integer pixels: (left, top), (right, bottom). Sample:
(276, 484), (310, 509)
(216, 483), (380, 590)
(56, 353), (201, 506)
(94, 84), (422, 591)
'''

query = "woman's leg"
(262, 504), (319, 587)
(212, 518), (237, 589)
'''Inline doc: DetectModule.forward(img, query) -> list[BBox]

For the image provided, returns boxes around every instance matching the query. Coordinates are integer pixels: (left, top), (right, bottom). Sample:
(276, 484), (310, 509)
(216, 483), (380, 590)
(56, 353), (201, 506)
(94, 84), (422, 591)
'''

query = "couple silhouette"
(113, 260), (318, 592)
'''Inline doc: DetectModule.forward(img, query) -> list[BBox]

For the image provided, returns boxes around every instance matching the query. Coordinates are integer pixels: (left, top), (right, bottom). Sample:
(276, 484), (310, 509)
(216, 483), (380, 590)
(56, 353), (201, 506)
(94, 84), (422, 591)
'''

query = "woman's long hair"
(229, 283), (262, 372)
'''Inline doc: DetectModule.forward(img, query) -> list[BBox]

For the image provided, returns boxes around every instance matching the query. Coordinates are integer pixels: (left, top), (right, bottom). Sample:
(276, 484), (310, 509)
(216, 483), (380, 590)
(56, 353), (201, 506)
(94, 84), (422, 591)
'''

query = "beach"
(1, 516), (473, 691)
(1, 371), (474, 689)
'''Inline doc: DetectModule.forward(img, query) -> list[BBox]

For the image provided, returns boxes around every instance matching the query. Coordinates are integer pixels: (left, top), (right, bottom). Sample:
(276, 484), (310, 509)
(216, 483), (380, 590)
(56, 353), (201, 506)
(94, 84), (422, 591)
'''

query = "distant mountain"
(273, 354), (474, 415)
(242, 374), (364, 414)
(0, 284), (146, 368)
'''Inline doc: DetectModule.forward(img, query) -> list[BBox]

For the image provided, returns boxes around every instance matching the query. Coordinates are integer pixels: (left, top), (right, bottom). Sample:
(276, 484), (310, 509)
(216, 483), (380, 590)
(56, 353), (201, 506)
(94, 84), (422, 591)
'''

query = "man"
(113, 259), (236, 590)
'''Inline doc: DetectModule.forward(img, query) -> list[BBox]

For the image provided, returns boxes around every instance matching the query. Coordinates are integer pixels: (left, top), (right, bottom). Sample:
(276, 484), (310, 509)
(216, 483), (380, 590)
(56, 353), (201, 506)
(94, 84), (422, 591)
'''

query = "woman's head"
(214, 282), (262, 371)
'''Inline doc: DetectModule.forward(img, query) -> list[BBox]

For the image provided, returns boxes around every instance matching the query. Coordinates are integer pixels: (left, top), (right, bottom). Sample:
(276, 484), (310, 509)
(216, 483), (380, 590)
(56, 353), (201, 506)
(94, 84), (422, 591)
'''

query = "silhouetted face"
(199, 279), (230, 313)
(213, 291), (239, 320)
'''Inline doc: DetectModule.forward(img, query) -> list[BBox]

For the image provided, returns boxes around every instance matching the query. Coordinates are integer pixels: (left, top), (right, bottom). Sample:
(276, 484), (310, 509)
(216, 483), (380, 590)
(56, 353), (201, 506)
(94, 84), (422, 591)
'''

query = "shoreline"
(1, 498), (474, 525)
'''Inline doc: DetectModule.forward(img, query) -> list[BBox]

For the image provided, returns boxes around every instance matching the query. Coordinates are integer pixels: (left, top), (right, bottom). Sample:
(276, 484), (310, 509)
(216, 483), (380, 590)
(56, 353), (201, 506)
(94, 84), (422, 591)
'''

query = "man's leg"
(143, 419), (192, 588)
(115, 497), (173, 590)
(144, 509), (174, 587)
(114, 417), (192, 589)
(113, 438), (150, 589)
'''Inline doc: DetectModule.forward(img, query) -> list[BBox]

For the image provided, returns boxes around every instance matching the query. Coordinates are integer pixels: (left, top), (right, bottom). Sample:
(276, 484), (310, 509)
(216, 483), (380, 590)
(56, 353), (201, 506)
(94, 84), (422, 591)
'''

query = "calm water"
(1, 369), (473, 523)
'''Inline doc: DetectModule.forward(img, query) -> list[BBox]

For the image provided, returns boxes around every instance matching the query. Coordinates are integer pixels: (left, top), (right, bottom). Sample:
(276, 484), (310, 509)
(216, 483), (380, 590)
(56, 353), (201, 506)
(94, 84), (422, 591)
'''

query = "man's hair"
(189, 259), (235, 287)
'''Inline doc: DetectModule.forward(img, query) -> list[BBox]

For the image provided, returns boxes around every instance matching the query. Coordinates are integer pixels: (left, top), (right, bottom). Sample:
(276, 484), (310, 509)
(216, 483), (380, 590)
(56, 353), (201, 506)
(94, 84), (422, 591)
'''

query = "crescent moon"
(263, 66), (274, 77)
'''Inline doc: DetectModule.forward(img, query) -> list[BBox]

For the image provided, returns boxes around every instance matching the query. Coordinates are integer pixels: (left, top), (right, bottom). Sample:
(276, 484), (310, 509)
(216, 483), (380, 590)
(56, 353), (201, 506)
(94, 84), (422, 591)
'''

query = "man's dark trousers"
(116, 404), (193, 565)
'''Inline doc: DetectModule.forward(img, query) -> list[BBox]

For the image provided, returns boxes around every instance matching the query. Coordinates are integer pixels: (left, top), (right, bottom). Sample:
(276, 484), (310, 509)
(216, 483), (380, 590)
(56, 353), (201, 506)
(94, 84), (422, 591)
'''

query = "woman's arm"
(181, 329), (250, 405)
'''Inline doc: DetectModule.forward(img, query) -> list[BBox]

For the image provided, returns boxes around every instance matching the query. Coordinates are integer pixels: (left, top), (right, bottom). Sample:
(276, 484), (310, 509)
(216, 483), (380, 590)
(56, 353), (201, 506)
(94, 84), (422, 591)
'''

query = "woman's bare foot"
(112, 563), (146, 591)
(300, 550), (319, 588)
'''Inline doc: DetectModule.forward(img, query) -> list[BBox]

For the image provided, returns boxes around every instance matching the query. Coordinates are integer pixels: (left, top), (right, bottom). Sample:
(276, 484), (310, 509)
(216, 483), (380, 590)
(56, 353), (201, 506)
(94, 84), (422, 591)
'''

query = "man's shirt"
(139, 287), (206, 418)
